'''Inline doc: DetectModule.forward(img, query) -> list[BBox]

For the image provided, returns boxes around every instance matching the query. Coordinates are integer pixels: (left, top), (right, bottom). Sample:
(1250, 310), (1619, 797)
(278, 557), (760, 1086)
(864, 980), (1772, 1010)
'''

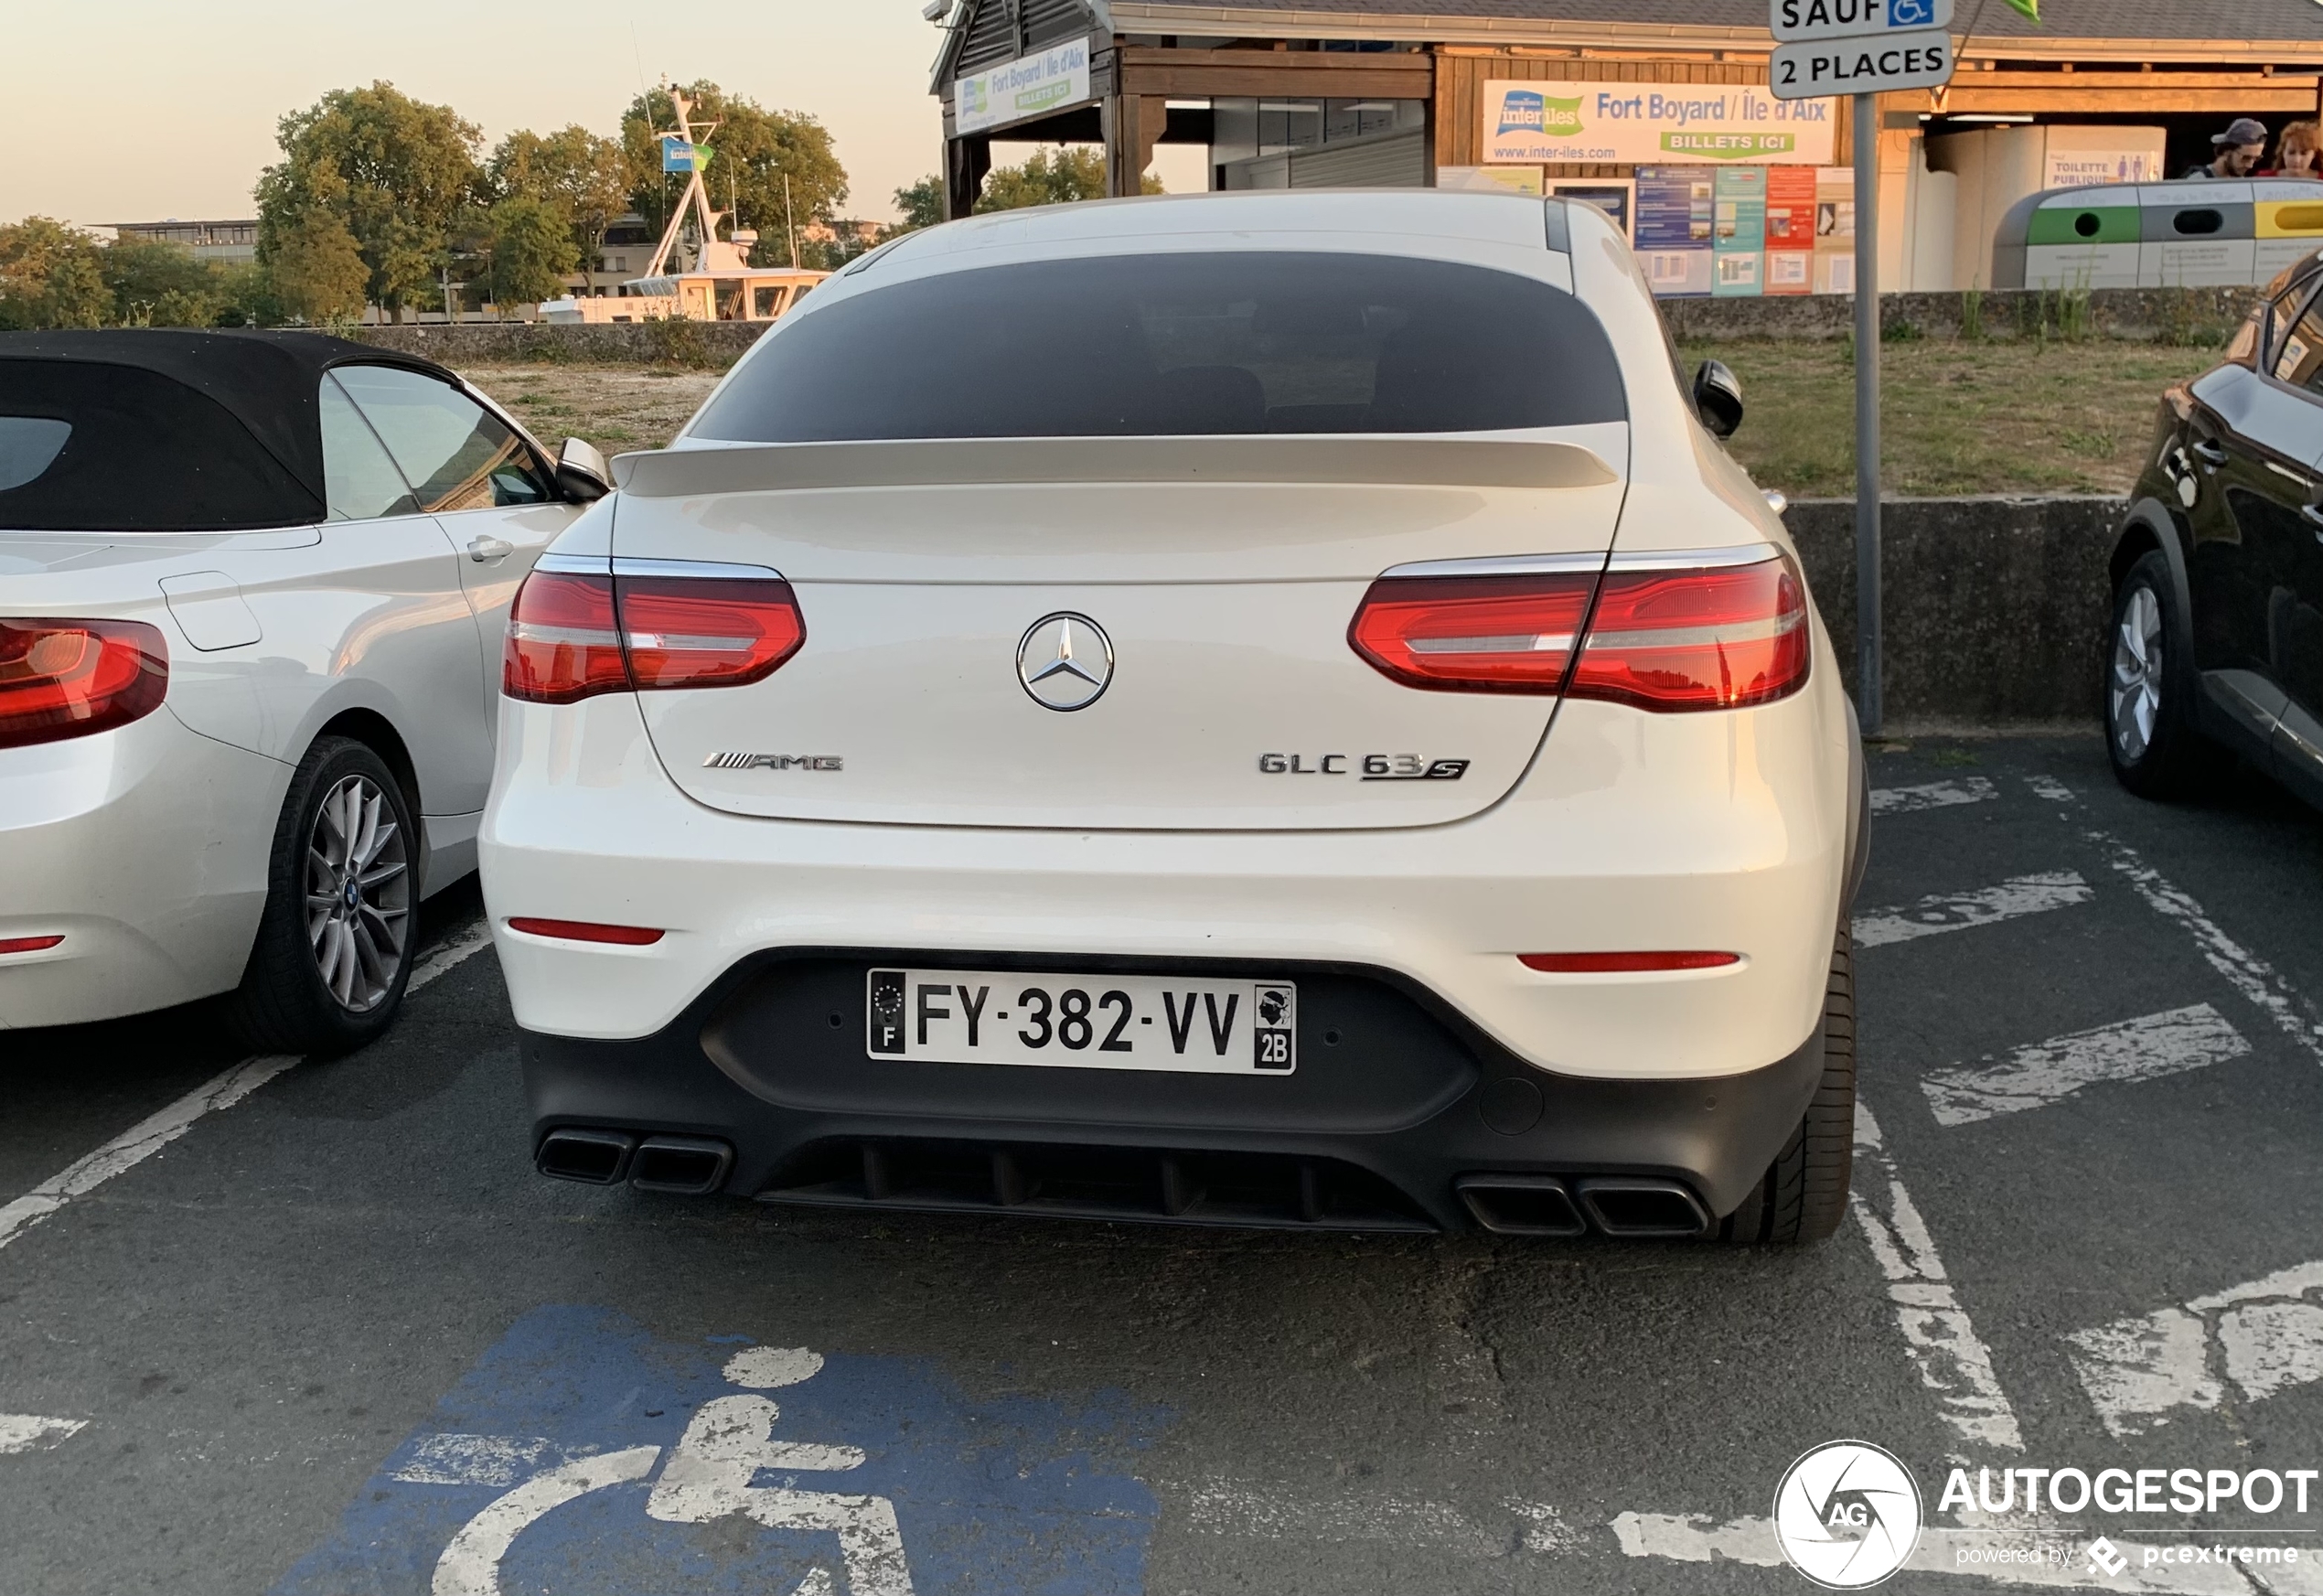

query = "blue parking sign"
(275, 1305), (1168, 1595)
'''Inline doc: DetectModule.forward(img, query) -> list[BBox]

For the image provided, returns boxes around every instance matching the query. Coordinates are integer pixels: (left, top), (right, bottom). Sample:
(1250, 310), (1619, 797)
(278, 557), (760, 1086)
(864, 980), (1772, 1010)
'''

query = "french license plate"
(866, 969), (1296, 1075)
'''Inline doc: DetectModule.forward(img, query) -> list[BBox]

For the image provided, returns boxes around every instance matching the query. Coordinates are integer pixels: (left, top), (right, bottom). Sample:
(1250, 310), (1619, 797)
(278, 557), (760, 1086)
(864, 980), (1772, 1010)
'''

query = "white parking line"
(2091, 832), (2323, 1066)
(1182, 1478), (1578, 1555)
(1921, 1004), (2251, 1127)
(2067, 1259), (2323, 1438)
(1871, 777), (1999, 816)
(0, 920), (491, 1257)
(0, 1414), (85, 1454)
(1854, 873), (2092, 950)
(1852, 1102), (2025, 1453)
(1612, 1512), (2255, 1591)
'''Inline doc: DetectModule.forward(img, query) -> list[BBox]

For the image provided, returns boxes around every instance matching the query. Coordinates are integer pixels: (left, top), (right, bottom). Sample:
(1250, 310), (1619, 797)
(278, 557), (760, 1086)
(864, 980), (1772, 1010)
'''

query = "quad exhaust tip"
(536, 1129), (733, 1196)
(1455, 1173), (1711, 1238)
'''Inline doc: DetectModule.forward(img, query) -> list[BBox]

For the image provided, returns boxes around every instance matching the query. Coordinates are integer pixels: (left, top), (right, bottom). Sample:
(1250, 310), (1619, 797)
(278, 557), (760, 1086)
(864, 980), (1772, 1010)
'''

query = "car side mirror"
(1693, 359), (1744, 438)
(555, 437), (612, 502)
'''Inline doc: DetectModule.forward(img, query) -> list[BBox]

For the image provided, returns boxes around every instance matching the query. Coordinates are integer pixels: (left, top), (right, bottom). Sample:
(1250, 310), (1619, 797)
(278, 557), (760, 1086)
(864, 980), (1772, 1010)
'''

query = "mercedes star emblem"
(1016, 612), (1114, 711)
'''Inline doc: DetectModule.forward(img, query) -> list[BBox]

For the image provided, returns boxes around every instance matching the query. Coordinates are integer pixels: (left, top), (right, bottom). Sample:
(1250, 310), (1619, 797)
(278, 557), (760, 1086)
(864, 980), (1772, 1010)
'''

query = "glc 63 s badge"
(1258, 754), (1472, 781)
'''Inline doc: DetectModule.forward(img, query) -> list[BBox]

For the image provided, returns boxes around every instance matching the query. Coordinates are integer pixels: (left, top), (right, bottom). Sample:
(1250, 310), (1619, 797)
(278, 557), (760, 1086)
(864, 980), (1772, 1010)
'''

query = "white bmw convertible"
(484, 191), (1867, 1242)
(1, 330), (605, 1051)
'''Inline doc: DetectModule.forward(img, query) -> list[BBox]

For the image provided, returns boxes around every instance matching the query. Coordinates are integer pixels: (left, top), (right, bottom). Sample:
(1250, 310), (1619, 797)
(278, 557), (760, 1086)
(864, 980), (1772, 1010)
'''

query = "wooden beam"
(1117, 47), (1431, 101)
(1935, 84), (2320, 112)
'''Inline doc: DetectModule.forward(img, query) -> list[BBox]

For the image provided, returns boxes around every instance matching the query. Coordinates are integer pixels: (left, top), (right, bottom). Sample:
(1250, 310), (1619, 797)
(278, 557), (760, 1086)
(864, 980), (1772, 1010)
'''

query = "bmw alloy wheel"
(304, 773), (410, 1012)
(2110, 583), (2165, 761)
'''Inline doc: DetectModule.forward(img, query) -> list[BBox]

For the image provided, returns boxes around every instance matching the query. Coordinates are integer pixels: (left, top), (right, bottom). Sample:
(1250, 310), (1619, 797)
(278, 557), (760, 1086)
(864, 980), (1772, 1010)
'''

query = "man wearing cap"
(2184, 118), (2269, 178)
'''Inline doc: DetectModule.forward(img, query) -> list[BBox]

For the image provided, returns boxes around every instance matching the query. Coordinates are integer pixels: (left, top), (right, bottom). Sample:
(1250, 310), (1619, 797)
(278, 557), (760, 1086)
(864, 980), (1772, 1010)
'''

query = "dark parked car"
(2106, 250), (2323, 801)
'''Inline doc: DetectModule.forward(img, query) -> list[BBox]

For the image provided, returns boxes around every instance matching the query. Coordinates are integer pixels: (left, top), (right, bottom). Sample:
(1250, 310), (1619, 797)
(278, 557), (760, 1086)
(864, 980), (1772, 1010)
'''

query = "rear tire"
(224, 737), (418, 1057)
(1722, 921), (1855, 1246)
(2106, 550), (2210, 798)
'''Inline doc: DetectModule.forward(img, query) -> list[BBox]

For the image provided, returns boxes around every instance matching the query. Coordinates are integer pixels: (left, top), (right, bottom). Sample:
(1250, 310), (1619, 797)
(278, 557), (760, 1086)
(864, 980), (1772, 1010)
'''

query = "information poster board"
(1438, 166), (1546, 195)
(1815, 166), (1857, 295)
(1548, 179), (1637, 241)
(1634, 166), (1715, 296)
(1763, 166), (1818, 295)
(1713, 167), (1768, 296)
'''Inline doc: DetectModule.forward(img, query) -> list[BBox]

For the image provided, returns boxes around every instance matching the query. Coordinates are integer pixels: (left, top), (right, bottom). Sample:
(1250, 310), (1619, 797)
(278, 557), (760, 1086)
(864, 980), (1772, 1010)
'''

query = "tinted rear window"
(692, 252), (1626, 442)
(0, 360), (318, 531)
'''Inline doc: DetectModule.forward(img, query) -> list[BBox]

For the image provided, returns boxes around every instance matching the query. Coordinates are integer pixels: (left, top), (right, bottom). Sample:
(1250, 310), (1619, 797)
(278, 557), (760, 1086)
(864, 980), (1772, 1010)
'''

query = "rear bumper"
(481, 671), (1856, 1082)
(521, 948), (1828, 1230)
(0, 710), (282, 1029)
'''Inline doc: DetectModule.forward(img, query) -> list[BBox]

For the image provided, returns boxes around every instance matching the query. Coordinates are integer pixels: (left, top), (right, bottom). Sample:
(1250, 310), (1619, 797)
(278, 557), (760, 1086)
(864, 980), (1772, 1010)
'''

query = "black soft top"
(0, 329), (461, 531)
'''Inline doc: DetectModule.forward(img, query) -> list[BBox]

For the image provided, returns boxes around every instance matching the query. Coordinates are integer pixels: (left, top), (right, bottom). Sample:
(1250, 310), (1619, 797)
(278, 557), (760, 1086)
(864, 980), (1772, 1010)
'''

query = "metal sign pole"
(1852, 91), (1883, 736)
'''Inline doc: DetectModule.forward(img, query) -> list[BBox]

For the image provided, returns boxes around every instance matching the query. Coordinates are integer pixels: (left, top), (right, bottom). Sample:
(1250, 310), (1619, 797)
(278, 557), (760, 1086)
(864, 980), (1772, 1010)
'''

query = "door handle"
(467, 534), (514, 562)
(2190, 439), (2230, 469)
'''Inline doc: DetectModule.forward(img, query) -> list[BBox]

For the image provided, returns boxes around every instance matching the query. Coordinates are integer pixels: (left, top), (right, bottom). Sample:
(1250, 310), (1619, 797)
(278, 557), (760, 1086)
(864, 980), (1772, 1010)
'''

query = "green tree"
(618, 82), (847, 264)
(893, 175), (944, 231)
(975, 147), (1161, 212)
(489, 125), (629, 291)
(102, 236), (230, 327)
(256, 82), (483, 322)
(483, 195), (580, 312)
(263, 209), (369, 324)
(0, 218), (112, 329)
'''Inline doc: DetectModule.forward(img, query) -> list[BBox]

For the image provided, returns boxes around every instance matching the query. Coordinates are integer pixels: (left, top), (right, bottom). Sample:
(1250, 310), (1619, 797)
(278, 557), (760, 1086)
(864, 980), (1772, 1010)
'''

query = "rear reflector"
(1348, 553), (1810, 711)
(0, 618), (167, 749)
(506, 917), (666, 946)
(0, 935), (65, 955)
(504, 566), (804, 704)
(1519, 951), (1740, 972)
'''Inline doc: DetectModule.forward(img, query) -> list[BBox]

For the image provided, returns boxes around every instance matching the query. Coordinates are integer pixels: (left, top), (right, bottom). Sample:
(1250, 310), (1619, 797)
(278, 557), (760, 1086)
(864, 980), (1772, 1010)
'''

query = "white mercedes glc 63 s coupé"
(1, 331), (605, 1051)
(483, 191), (1867, 1242)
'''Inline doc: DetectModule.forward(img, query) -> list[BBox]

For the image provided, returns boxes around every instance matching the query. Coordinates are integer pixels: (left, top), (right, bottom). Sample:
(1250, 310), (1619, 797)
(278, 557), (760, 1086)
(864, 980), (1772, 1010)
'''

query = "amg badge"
(702, 752), (844, 772)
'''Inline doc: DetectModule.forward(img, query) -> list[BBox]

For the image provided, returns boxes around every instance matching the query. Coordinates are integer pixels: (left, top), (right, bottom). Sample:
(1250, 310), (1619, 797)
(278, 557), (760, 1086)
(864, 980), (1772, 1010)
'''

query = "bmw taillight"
(1349, 552), (1810, 712)
(0, 618), (167, 749)
(505, 560), (804, 704)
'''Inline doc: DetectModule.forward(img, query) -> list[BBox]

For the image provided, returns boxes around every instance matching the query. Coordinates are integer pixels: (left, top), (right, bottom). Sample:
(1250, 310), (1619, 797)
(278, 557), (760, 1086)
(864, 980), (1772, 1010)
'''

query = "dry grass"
(462, 362), (723, 455)
(464, 340), (2221, 498)
(1679, 337), (2214, 498)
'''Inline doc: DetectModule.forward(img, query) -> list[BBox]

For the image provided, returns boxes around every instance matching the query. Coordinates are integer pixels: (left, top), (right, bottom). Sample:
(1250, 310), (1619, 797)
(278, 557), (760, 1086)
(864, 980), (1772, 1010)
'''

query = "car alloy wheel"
(304, 772), (410, 1012)
(2110, 581), (2165, 762)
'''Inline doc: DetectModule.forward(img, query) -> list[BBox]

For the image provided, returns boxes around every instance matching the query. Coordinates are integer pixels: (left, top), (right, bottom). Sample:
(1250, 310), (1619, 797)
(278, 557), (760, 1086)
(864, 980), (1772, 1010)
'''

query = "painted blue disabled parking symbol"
(275, 1305), (1166, 1595)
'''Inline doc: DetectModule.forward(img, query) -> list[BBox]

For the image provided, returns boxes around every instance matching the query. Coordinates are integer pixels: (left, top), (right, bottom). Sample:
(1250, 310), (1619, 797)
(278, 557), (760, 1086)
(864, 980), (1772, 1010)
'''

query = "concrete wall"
(348, 284), (2260, 368)
(1664, 284), (2258, 345)
(351, 320), (765, 368)
(1784, 496), (2125, 730)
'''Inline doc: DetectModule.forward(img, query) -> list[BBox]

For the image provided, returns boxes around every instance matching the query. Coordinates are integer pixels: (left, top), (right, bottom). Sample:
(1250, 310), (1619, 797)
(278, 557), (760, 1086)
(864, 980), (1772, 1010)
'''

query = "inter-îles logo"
(1774, 1441), (1924, 1589)
(1495, 90), (1584, 138)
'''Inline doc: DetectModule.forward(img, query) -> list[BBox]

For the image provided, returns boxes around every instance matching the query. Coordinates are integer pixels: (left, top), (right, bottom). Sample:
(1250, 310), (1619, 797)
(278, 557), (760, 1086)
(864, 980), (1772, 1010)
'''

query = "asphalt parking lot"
(5, 734), (2323, 1595)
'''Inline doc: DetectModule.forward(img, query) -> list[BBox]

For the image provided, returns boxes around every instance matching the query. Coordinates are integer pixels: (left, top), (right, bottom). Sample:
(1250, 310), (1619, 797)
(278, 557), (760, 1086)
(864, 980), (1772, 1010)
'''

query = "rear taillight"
(1348, 552), (1809, 712)
(504, 570), (626, 705)
(1347, 573), (1595, 693)
(1570, 556), (1810, 712)
(504, 562), (804, 704)
(0, 618), (167, 749)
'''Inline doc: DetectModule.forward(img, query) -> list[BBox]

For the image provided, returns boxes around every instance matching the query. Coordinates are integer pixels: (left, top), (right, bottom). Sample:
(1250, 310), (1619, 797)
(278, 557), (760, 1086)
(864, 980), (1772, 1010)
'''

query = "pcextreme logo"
(1495, 90), (1583, 138)
(1773, 1441), (1924, 1589)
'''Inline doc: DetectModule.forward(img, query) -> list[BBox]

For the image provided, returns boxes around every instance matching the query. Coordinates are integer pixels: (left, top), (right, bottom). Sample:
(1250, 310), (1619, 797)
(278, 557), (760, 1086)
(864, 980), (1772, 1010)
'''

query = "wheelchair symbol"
(430, 1345), (914, 1596)
(1888, 0), (1934, 25)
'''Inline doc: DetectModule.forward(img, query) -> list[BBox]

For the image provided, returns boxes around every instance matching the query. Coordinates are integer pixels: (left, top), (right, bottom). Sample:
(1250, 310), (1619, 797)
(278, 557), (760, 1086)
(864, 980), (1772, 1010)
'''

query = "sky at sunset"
(0, 2), (1184, 230)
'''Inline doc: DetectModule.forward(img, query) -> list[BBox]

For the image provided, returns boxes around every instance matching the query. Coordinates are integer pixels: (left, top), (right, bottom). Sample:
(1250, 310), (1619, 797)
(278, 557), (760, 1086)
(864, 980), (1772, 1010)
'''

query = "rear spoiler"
(609, 435), (1618, 498)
